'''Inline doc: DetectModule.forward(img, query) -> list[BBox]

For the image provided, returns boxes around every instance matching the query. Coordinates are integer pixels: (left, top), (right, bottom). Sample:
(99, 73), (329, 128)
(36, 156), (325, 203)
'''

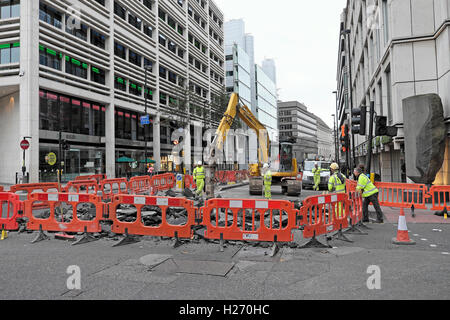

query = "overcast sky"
(213, 0), (347, 128)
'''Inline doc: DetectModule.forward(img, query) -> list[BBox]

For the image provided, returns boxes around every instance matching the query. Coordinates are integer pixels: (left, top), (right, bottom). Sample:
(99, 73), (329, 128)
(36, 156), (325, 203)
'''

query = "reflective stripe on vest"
(329, 174), (346, 193)
(357, 174), (378, 197)
(264, 171), (272, 184)
(194, 167), (205, 179)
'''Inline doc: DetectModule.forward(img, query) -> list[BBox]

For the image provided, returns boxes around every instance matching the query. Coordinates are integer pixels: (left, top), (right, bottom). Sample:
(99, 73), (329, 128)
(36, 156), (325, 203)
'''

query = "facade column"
(105, 0), (116, 178)
(20, 0), (40, 182)
(153, 113), (161, 171)
(193, 123), (203, 169)
(183, 124), (192, 174)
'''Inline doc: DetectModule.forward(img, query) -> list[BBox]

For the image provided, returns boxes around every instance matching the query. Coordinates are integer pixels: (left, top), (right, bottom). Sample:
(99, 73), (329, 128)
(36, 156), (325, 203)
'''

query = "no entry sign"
(20, 139), (30, 150)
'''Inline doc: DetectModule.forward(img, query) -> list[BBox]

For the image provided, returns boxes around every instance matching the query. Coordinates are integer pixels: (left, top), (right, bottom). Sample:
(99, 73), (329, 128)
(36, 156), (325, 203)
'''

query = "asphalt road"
(0, 185), (449, 300)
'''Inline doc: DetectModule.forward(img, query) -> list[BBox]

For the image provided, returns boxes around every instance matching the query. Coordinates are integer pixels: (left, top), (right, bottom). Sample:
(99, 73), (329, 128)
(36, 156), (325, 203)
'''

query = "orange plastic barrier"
(347, 191), (363, 225)
(200, 198), (298, 243)
(10, 183), (60, 195)
(300, 193), (350, 240)
(184, 175), (197, 189)
(129, 176), (153, 195)
(215, 171), (227, 184)
(110, 195), (196, 239)
(0, 186), (3, 192)
(62, 180), (99, 194)
(75, 174), (107, 184)
(226, 171), (237, 183)
(375, 181), (428, 209)
(25, 193), (103, 234)
(428, 185), (450, 211)
(0, 192), (23, 231)
(100, 178), (129, 200)
(346, 180), (357, 193)
(151, 173), (175, 194)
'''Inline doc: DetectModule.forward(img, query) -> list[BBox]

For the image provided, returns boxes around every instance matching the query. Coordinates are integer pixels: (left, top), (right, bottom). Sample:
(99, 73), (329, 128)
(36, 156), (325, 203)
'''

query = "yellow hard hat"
(330, 163), (339, 170)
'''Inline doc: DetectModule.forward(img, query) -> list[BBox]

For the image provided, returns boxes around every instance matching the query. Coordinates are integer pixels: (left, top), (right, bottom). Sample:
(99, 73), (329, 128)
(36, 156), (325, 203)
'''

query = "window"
(144, 87), (153, 101)
(168, 71), (177, 84)
(159, 66), (167, 79)
(160, 93), (167, 105)
(144, 58), (153, 71)
(0, 0), (19, 19)
(115, 76), (127, 91)
(385, 67), (393, 125)
(91, 29), (106, 49)
(39, 3), (62, 29)
(0, 42), (19, 64)
(177, 48), (184, 59)
(168, 16), (176, 29)
(91, 66), (105, 85)
(65, 18), (88, 41)
(39, 45), (61, 70)
(143, 0), (152, 10)
(168, 41), (176, 54)
(158, 8), (166, 21)
(225, 55), (233, 61)
(65, 56), (88, 79)
(128, 12), (142, 30)
(114, 42), (126, 59)
(129, 50), (141, 67)
(177, 25), (184, 36)
(129, 81), (141, 96)
(114, 1), (126, 19)
(158, 34), (166, 46)
(143, 24), (153, 38)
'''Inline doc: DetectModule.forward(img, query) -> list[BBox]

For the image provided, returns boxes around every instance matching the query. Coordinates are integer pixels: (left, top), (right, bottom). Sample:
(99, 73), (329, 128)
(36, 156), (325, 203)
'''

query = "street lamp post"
(143, 65), (151, 175)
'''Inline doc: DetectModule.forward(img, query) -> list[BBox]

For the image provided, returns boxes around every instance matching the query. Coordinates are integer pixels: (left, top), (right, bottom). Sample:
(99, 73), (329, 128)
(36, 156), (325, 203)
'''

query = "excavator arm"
(210, 93), (270, 172)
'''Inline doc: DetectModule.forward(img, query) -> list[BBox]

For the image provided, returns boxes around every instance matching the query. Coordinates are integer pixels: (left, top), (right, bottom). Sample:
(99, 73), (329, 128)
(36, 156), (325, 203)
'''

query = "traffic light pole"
(365, 101), (375, 174)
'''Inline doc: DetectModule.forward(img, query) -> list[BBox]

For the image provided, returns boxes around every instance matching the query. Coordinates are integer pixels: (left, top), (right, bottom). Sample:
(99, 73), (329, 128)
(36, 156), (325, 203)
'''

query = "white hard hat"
(314, 162), (318, 165)
(197, 161), (202, 166)
(263, 163), (269, 169)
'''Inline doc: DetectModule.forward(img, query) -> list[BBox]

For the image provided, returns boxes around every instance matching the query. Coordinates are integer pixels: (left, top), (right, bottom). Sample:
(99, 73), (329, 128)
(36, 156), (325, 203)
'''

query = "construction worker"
(312, 162), (324, 191)
(263, 163), (272, 199)
(328, 163), (346, 218)
(193, 161), (205, 196)
(354, 166), (384, 223)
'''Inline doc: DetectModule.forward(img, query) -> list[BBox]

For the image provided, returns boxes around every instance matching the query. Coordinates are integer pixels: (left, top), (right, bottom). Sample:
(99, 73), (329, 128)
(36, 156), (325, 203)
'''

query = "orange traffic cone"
(392, 208), (416, 245)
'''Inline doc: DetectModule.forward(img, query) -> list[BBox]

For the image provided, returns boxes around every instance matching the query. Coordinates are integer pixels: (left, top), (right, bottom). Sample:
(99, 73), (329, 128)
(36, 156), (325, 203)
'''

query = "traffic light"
(62, 140), (70, 151)
(375, 116), (388, 136)
(340, 124), (349, 152)
(351, 106), (367, 136)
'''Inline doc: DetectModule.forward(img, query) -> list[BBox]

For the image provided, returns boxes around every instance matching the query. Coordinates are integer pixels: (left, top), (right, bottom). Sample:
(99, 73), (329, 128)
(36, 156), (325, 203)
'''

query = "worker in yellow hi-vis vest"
(262, 163), (272, 199)
(328, 163), (346, 219)
(312, 162), (325, 191)
(193, 161), (205, 196)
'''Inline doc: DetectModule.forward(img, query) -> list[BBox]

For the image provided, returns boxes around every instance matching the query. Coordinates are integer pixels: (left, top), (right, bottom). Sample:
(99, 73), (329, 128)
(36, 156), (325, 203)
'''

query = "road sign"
(46, 152), (57, 166)
(141, 115), (150, 125)
(20, 139), (30, 150)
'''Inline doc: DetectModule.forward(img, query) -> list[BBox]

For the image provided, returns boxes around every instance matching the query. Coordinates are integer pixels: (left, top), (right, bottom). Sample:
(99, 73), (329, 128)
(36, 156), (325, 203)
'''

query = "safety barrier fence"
(151, 173), (175, 194)
(428, 185), (450, 211)
(0, 190), (374, 251)
(75, 174), (107, 184)
(100, 178), (129, 201)
(0, 192), (22, 231)
(184, 174), (197, 189)
(374, 181), (428, 210)
(62, 180), (99, 194)
(299, 193), (350, 247)
(199, 198), (298, 244)
(128, 176), (153, 195)
(109, 195), (196, 246)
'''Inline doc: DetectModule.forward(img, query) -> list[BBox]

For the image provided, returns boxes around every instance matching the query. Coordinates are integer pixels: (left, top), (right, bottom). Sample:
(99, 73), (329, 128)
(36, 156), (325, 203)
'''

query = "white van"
(302, 160), (331, 190)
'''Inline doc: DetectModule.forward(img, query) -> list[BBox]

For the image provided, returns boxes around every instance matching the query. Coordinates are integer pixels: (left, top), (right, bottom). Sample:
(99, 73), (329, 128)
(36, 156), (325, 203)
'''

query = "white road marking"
(421, 238), (428, 241)
(430, 244), (437, 248)
(442, 252), (449, 255)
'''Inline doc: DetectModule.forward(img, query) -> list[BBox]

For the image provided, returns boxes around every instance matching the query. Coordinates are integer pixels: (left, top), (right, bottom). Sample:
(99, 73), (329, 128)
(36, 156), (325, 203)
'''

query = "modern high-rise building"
(262, 58), (277, 84)
(224, 18), (278, 139)
(278, 101), (318, 164)
(336, 0), (450, 183)
(0, 0), (226, 185)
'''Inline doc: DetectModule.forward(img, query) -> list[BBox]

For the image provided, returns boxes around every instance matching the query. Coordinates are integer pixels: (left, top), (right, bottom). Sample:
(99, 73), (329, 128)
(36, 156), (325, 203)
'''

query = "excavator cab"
(279, 142), (293, 173)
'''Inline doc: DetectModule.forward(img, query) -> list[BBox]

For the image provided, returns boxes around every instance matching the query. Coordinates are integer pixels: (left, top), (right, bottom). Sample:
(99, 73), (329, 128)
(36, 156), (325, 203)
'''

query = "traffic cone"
(1, 229), (8, 240)
(392, 208), (415, 245)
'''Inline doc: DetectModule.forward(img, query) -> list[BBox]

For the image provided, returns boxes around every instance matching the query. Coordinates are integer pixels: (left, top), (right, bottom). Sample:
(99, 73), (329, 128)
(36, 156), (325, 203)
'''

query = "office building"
(0, 0), (226, 184)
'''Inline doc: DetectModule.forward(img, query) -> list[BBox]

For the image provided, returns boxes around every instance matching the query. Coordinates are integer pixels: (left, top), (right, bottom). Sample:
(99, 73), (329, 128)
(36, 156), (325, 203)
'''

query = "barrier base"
(269, 243), (279, 257)
(331, 229), (353, 243)
(344, 224), (368, 235)
(357, 221), (372, 230)
(31, 226), (50, 243)
(72, 232), (98, 246)
(392, 237), (416, 245)
(112, 229), (140, 247)
(298, 236), (332, 249)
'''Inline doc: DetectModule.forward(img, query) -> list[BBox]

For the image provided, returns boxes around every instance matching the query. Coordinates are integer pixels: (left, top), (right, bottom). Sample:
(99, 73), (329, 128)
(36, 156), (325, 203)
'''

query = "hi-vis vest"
(357, 173), (378, 198)
(312, 167), (323, 177)
(264, 170), (272, 185)
(328, 173), (346, 193)
(193, 166), (205, 180)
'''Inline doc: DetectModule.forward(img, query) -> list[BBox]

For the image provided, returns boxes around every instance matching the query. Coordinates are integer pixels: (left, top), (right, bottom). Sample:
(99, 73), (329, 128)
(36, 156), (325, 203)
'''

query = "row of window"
(188, 32), (207, 54)
(39, 90), (106, 137)
(0, 0), (19, 19)
(39, 45), (106, 85)
(115, 107), (152, 141)
(39, 3), (107, 50)
(188, 54), (208, 74)
(159, 33), (185, 59)
(114, 75), (154, 99)
(115, 1), (157, 42)
(159, 65), (186, 87)
(0, 42), (20, 65)
(114, 41), (154, 69)
(158, 8), (185, 36)
(188, 5), (206, 30)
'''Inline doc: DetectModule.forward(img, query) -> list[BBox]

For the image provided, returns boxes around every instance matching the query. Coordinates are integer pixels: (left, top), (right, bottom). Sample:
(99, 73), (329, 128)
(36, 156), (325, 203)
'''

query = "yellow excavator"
(208, 93), (302, 196)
